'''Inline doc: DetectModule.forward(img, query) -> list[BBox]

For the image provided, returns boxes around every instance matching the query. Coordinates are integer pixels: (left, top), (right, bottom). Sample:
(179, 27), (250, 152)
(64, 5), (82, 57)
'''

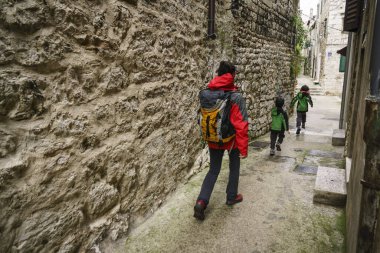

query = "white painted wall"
(322, 0), (348, 94)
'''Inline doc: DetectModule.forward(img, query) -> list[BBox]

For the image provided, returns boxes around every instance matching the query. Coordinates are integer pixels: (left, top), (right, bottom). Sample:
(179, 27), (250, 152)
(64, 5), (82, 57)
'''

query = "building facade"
(341, 0), (380, 252)
(305, 0), (348, 95)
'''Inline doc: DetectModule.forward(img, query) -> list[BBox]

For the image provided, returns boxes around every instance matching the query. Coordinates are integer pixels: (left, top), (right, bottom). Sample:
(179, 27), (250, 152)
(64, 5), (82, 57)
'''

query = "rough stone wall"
(233, 0), (296, 137)
(0, 0), (295, 252)
(0, 1), (217, 252)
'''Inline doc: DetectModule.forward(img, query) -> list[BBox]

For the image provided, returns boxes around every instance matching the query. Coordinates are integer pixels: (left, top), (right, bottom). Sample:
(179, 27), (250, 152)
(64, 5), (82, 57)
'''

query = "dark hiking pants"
(296, 112), (307, 129)
(197, 148), (240, 204)
(270, 130), (285, 150)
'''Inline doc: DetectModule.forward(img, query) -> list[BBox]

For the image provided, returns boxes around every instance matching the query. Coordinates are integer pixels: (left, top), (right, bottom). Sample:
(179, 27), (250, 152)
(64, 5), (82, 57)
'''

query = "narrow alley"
(105, 79), (345, 252)
(1, 0), (379, 252)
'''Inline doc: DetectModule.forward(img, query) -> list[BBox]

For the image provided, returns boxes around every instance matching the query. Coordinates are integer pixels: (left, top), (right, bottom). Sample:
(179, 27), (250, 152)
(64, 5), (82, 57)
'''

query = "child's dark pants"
(270, 130), (285, 149)
(296, 112), (307, 128)
(197, 148), (240, 204)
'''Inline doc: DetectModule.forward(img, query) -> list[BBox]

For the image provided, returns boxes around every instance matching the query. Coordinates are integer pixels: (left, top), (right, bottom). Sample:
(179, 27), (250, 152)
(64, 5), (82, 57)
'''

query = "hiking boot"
(270, 149), (275, 156)
(193, 200), (206, 220)
(276, 143), (281, 151)
(226, 194), (243, 206)
(296, 128), (301, 135)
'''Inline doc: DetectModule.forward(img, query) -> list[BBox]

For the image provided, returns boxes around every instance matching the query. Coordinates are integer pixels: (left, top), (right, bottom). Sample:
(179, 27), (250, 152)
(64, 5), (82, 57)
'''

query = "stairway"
(308, 84), (325, 96)
(296, 83), (325, 96)
(312, 129), (348, 207)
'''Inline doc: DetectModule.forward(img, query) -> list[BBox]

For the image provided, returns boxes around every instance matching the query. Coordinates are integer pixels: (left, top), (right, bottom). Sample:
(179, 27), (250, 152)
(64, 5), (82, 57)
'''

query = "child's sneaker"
(276, 143), (281, 151)
(193, 200), (206, 220)
(270, 149), (275, 156)
(296, 128), (301, 135)
(226, 194), (243, 205)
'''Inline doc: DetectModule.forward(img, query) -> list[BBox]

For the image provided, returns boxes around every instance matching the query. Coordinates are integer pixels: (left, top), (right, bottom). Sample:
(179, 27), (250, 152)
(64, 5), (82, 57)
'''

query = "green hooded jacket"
(271, 108), (287, 131)
(291, 92), (313, 112)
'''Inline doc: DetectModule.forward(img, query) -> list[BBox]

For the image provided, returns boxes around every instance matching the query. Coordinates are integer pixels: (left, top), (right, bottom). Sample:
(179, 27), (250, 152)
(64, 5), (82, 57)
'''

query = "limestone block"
(57, 235), (81, 253)
(0, 36), (14, 64)
(51, 113), (88, 137)
(9, 79), (45, 120)
(95, 104), (112, 120)
(332, 129), (345, 146)
(0, 72), (20, 116)
(88, 181), (119, 218)
(98, 65), (128, 94)
(32, 139), (73, 158)
(0, 130), (17, 157)
(108, 213), (130, 241)
(14, 208), (84, 252)
(0, 0), (49, 32)
(15, 33), (72, 68)
(0, 156), (27, 188)
(313, 166), (347, 206)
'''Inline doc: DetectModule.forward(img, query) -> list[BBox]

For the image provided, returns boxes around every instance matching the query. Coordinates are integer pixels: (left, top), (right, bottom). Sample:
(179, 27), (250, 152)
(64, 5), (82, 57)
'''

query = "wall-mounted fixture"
(231, 0), (240, 10)
(207, 0), (216, 39)
(370, 0), (380, 96)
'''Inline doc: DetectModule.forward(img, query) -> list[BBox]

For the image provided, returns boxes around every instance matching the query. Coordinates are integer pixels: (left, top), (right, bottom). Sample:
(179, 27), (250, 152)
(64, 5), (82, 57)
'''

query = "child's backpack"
(271, 108), (286, 131)
(291, 92), (309, 112)
(198, 89), (236, 145)
(297, 94), (309, 111)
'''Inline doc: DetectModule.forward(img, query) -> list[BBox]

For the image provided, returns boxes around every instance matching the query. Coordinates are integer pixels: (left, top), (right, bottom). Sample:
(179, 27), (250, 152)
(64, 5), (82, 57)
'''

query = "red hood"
(208, 73), (237, 91)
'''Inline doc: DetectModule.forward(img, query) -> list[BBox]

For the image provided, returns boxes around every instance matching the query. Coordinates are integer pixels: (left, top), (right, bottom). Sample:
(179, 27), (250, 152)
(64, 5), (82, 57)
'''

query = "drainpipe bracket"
(360, 179), (380, 191)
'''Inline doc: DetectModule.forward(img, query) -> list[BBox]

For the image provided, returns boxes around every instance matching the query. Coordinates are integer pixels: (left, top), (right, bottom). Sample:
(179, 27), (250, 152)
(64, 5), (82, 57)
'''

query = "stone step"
(295, 88), (324, 95)
(295, 88), (324, 91)
(332, 129), (345, 146)
(313, 166), (347, 206)
(293, 93), (325, 96)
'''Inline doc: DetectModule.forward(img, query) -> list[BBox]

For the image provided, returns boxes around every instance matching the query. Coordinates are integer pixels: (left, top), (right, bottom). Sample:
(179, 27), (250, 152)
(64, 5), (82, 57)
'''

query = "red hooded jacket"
(207, 73), (249, 156)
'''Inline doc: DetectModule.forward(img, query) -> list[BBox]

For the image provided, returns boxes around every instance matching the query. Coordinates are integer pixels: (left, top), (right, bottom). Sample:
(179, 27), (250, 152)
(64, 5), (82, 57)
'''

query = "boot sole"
(226, 198), (243, 206)
(226, 200), (243, 205)
(193, 204), (205, 220)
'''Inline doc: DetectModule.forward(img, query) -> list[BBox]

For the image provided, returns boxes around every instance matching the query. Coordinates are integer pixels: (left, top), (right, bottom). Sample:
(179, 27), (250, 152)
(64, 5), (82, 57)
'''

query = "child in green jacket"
(270, 97), (289, 156)
(291, 85), (313, 135)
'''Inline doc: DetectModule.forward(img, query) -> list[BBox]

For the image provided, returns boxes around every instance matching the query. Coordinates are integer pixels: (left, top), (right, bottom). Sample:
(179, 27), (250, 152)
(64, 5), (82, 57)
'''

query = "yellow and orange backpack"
(198, 89), (236, 145)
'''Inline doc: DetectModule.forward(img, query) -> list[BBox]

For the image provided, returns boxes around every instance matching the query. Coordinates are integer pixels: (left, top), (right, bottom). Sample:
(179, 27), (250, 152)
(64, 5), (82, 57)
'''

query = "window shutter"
(343, 0), (363, 32)
(339, 55), (346, 72)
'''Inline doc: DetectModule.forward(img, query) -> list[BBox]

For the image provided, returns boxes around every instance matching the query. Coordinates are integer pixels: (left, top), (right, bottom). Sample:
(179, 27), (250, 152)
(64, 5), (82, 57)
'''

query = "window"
(343, 0), (364, 32)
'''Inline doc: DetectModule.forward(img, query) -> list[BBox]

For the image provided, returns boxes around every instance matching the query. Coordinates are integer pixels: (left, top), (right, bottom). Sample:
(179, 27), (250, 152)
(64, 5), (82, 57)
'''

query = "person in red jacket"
(194, 61), (249, 220)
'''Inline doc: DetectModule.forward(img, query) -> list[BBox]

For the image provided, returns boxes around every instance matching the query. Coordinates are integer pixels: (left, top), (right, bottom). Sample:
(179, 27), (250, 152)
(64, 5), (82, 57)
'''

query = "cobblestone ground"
(103, 94), (346, 253)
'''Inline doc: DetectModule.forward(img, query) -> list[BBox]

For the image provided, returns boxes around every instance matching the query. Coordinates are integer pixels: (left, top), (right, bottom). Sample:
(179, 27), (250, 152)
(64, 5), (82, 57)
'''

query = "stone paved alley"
(2, 0), (380, 251)
(103, 80), (346, 253)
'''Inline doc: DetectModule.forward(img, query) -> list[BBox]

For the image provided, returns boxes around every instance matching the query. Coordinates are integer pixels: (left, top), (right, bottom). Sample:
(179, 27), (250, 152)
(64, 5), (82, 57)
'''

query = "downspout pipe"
(370, 0), (380, 96)
(208, 0), (216, 39)
(339, 33), (352, 129)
